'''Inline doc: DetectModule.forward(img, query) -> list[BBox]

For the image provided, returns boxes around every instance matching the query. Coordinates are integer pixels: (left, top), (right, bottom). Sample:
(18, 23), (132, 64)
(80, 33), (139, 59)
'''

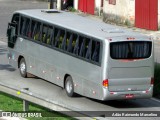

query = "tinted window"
(91, 40), (100, 62)
(19, 16), (101, 65)
(110, 41), (152, 59)
(52, 28), (101, 63)
(41, 25), (53, 45)
(54, 28), (65, 48)
(72, 35), (100, 63)
(65, 32), (78, 51)
(20, 17), (31, 37)
(32, 21), (41, 41)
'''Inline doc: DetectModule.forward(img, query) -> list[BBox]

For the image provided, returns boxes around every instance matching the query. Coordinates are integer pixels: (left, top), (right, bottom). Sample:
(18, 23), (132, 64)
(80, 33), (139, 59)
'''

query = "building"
(103, 0), (159, 31)
(57, 0), (159, 31)
(77, 0), (103, 15)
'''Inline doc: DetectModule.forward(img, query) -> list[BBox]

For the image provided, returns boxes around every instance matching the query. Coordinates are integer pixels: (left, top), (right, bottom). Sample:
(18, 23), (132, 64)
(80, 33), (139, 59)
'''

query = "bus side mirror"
(7, 22), (16, 37)
(7, 25), (12, 37)
(7, 22), (17, 48)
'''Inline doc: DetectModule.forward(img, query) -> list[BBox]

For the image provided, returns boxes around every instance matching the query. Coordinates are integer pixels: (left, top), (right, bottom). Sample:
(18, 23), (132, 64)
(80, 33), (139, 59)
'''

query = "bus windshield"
(110, 41), (152, 59)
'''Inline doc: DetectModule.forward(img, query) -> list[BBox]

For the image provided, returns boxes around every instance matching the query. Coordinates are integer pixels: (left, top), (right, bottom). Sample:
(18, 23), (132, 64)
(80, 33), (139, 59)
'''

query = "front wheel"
(65, 76), (74, 97)
(19, 58), (27, 78)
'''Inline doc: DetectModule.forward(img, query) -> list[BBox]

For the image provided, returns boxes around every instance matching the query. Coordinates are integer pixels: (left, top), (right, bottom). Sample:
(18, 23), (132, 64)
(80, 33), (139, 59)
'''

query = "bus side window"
(54, 28), (65, 48)
(72, 34), (78, 52)
(92, 41), (100, 62)
(50, 27), (54, 46)
(85, 39), (92, 60)
(31, 20), (37, 39)
(66, 32), (73, 52)
(73, 36), (79, 55)
(61, 31), (67, 50)
(58, 30), (65, 48)
(46, 26), (53, 45)
(54, 28), (61, 47)
(66, 31), (79, 52)
(32, 22), (37, 40)
(32, 21), (41, 41)
(26, 18), (31, 38)
(20, 17), (26, 36)
(41, 25), (48, 43)
(79, 38), (86, 57)
(20, 17), (30, 37)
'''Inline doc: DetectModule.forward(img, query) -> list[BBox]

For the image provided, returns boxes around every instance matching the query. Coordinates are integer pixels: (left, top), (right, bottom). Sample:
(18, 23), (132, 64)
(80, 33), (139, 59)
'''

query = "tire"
(19, 58), (27, 78)
(65, 76), (74, 97)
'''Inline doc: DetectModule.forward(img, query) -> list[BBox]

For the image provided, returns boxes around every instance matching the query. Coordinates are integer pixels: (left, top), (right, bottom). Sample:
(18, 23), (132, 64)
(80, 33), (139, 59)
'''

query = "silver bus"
(7, 9), (154, 100)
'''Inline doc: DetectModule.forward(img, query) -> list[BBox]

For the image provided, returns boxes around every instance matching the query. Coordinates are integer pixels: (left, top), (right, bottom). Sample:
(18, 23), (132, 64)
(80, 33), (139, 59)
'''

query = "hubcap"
(66, 80), (72, 93)
(20, 62), (26, 74)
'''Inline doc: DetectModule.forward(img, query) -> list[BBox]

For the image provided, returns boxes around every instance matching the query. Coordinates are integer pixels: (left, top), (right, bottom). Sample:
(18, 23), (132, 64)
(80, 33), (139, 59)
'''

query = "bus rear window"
(110, 41), (152, 59)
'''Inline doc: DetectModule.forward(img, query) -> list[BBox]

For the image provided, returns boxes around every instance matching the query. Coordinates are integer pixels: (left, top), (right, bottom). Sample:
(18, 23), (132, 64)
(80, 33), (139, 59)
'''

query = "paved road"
(0, 0), (47, 42)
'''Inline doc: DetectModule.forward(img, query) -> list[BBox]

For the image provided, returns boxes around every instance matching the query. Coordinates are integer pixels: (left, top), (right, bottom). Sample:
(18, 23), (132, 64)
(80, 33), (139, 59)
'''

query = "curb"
(0, 41), (7, 45)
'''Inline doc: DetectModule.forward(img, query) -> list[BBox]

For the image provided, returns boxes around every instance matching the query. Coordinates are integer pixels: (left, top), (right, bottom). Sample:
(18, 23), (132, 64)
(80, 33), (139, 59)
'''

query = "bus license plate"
(125, 94), (134, 99)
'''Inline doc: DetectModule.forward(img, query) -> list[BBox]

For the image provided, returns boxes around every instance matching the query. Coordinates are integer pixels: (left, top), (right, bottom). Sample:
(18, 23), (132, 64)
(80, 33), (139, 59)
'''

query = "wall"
(95, 0), (103, 15)
(57, 0), (61, 10)
(74, 0), (78, 10)
(158, 0), (160, 29)
(103, 0), (135, 26)
(74, 0), (102, 16)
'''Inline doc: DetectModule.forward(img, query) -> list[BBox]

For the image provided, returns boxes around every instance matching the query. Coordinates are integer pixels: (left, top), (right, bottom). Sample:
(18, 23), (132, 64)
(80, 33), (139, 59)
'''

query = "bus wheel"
(65, 76), (74, 97)
(19, 58), (27, 78)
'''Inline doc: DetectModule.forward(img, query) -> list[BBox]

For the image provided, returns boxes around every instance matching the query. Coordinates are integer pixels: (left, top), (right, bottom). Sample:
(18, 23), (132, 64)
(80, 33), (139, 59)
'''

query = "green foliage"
(158, 25), (160, 31)
(0, 92), (23, 111)
(153, 63), (160, 97)
(68, 7), (76, 12)
(0, 92), (74, 120)
(124, 19), (131, 27)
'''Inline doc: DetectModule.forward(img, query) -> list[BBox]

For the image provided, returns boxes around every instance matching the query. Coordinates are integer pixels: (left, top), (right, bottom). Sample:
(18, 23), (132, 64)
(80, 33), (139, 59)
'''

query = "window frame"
(110, 41), (152, 60)
(41, 24), (53, 46)
(109, 0), (116, 5)
(18, 14), (102, 66)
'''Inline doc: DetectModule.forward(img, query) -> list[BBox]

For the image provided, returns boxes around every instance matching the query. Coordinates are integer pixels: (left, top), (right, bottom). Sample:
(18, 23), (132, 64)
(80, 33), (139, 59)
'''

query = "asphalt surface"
(0, 0), (47, 41)
(0, 0), (160, 120)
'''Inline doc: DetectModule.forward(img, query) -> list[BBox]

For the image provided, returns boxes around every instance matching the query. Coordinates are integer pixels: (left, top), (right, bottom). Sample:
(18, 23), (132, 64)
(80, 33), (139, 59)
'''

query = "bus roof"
(14, 9), (149, 41)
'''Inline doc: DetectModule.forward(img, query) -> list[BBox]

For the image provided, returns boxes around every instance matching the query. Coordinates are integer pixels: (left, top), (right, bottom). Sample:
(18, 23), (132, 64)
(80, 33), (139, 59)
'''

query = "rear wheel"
(65, 76), (74, 97)
(19, 58), (27, 78)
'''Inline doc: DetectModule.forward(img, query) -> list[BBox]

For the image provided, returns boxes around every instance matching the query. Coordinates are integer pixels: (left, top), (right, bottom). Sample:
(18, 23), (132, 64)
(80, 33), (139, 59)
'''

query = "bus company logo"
(2, 112), (12, 117)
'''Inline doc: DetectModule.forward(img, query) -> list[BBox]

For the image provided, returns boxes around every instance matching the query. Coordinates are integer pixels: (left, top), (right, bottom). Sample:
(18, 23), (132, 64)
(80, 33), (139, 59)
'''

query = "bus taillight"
(151, 77), (154, 85)
(102, 79), (108, 87)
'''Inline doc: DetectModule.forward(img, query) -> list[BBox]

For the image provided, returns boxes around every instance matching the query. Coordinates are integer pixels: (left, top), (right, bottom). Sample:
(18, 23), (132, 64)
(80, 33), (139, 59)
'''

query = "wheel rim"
(66, 80), (73, 94)
(20, 62), (26, 74)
